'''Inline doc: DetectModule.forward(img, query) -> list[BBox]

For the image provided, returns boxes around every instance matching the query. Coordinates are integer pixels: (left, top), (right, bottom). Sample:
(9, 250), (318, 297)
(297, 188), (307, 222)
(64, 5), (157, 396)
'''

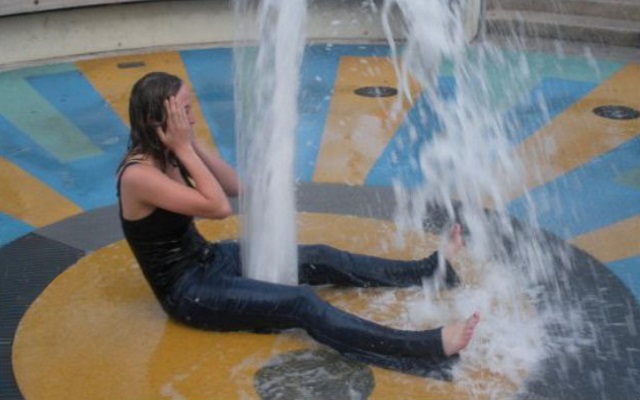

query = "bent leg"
(298, 244), (460, 288)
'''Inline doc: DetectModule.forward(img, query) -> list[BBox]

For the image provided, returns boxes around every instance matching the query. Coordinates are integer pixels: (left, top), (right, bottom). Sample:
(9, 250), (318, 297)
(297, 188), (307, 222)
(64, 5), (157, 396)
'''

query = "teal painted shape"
(436, 48), (624, 112)
(520, 51), (624, 83)
(490, 51), (623, 111)
(0, 63), (102, 163)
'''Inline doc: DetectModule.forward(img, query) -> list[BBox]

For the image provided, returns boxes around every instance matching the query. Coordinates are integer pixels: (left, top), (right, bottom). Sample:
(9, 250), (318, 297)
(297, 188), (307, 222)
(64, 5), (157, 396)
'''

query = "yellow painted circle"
(13, 213), (521, 399)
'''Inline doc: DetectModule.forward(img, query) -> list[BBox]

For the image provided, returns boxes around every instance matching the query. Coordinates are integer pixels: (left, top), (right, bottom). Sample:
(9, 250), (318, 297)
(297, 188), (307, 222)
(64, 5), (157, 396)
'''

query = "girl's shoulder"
(118, 155), (155, 176)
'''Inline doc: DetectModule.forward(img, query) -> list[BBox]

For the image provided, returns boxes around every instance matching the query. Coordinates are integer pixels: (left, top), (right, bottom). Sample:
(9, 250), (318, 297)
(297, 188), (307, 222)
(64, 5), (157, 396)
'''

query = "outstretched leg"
(166, 263), (473, 374)
(164, 239), (478, 377)
(298, 224), (464, 288)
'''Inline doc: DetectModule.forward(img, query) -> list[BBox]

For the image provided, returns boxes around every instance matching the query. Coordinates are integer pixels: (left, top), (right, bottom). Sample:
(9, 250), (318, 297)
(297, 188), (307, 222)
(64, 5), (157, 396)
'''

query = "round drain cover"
(354, 86), (398, 98)
(255, 349), (375, 399)
(592, 105), (640, 120)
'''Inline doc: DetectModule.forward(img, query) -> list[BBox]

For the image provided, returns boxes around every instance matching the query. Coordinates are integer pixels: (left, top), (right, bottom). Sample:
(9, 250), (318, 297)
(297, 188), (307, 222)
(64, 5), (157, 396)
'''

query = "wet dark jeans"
(165, 241), (460, 376)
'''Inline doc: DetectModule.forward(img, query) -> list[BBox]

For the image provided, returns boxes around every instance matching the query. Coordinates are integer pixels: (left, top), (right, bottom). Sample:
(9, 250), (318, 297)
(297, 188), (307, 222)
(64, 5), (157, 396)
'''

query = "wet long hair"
(118, 72), (183, 173)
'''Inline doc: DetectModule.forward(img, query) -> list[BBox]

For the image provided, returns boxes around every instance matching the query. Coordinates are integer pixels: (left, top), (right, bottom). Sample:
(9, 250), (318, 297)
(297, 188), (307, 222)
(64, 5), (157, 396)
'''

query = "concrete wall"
(0, 0), (153, 16)
(0, 0), (482, 70)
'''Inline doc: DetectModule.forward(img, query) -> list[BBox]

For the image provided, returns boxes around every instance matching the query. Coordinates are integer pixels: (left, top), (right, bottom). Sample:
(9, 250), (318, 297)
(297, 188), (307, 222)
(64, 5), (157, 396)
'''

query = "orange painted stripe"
(76, 52), (217, 152)
(571, 217), (640, 263)
(511, 64), (640, 200)
(313, 57), (421, 184)
(0, 157), (81, 227)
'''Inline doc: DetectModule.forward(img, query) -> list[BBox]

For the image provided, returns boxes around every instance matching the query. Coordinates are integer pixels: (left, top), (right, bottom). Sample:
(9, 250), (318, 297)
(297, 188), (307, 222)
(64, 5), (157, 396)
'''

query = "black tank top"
(117, 161), (208, 300)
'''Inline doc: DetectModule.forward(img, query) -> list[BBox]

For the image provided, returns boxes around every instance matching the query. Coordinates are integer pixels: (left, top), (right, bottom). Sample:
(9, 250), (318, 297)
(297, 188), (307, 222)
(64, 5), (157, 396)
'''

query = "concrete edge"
(0, 0), (482, 70)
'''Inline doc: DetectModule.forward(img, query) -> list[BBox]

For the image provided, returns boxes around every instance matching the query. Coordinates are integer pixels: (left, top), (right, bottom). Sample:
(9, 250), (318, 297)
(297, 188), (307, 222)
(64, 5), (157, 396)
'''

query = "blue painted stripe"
(608, 256), (640, 305)
(504, 78), (597, 144)
(297, 44), (392, 181)
(181, 44), (392, 180)
(365, 76), (455, 187)
(22, 70), (128, 209)
(0, 115), (116, 210)
(0, 115), (71, 196)
(366, 76), (598, 187)
(0, 212), (34, 246)
(296, 45), (341, 181)
(27, 70), (129, 153)
(0, 69), (102, 162)
(508, 136), (640, 239)
(181, 48), (237, 167)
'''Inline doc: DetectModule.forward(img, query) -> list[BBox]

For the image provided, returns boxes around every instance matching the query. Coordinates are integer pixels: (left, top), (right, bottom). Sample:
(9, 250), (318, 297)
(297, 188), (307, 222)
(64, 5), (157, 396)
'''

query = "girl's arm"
(120, 97), (232, 220)
(192, 138), (240, 197)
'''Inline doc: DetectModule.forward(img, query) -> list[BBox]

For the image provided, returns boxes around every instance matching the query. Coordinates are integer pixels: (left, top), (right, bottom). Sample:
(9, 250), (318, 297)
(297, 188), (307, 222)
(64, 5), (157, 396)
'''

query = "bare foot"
(441, 312), (480, 356)
(444, 223), (464, 260)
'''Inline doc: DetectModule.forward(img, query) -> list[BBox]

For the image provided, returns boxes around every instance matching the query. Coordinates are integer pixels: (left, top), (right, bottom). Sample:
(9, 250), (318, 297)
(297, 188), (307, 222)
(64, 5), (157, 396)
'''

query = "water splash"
(230, 0), (615, 396)
(380, 0), (589, 396)
(234, 0), (308, 284)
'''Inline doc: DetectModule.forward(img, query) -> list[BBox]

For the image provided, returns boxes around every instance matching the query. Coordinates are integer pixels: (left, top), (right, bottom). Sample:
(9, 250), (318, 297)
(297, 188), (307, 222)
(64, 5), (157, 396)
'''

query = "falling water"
(230, 0), (633, 397)
(234, 0), (308, 284)
(379, 0), (588, 397)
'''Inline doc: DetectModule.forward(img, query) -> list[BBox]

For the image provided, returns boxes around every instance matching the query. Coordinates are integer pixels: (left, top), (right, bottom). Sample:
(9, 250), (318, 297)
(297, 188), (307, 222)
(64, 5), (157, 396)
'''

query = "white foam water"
(234, 0), (308, 285)
(379, 0), (588, 397)
(233, 0), (591, 397)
